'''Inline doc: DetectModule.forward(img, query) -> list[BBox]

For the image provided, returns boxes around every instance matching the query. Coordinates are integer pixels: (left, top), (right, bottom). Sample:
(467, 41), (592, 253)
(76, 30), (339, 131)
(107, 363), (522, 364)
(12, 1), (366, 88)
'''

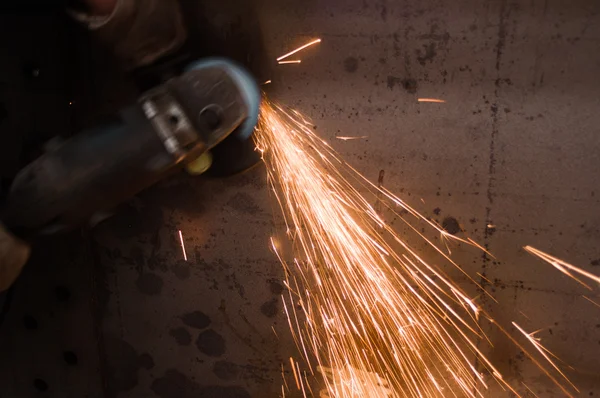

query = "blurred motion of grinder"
(0, 0), (262, 292)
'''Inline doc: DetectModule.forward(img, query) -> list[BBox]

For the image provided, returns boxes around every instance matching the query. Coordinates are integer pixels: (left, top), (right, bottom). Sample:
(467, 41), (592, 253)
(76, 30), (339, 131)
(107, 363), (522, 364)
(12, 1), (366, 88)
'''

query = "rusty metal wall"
(1, 0), (599, 397)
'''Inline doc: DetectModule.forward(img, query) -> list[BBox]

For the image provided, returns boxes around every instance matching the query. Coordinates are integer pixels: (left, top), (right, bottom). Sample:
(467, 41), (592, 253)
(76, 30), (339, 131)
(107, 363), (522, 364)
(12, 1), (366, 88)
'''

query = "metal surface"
(1, 0), (600, 397)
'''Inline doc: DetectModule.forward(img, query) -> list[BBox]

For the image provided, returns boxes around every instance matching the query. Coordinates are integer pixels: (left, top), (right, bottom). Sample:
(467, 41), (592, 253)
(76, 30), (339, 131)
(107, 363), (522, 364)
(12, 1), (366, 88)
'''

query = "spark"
(524, 245), (600, 289)
(277, 38), (322, 62)
(255, 99), (577, 397)
(418, 98), (446, 103)
(522, 382), (540, 397)
(263, 80), (272, 85)
(279, 60), (302, 65)
(512, 322), (578, 393)
(582, 295), (600, 309)
(476, 272), (493, 285)
(519, 311), (531, 320)
(290, 357), (301, 390)
(335, 136), (368, 141)
(178, 230), (187, 261)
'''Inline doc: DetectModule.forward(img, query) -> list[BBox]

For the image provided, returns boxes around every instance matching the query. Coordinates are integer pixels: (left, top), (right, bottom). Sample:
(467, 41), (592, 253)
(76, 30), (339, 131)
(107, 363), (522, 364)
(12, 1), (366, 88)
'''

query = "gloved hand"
(70, 0), (187, 70)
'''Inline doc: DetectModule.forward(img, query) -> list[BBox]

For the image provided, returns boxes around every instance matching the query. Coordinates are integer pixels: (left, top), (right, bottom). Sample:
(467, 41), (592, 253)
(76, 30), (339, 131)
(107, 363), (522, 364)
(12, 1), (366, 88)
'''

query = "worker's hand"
(82, 0), (118, 16)
(69, 0), (187, 70)
(0, 223), (30, 292)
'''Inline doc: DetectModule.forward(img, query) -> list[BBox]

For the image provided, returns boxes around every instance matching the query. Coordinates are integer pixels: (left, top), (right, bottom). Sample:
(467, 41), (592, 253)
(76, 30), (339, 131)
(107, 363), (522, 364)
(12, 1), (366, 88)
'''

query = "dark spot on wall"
(137, 353), (154, 370)
(387, 76), (417, 94)
(136, 272), (163, 296)
(469, 24), (478, 31)
(23, 315), (38, 330)
(378, 57), (386, 65)
(104, 336), (150, 394)
(268, 279), (284, 295)
(344, 57), (358, 73)
(181, 311), (211, 329)
(433, 208), (441, 215)
(33, 378), (48, 391)
(172, 262), (191, 280)
(442, 217), (461, 235)
(226, 192), (261, 215)
(387, 76), (401, 90)
(129, 245), (145, 267)
(196, 329), (226, 357)
(213, 360), (240, 381)
(591, 259), (600, 266)
(170, 327), (192, 346)
(152, 368), (251, 398)
(416, 43), (437, 65)
(63, 350), (78, 365)
(402, 78), (418, 94)
(151, 369), (199, 398)
(260, 298), (279, 318)
(55, 285), (71, 301)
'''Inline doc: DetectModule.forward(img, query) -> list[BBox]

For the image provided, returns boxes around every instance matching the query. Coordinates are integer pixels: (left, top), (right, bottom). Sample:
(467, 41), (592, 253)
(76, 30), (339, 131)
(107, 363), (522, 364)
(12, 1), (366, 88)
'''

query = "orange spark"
(278, 60), (302, 65)
(582, 295), (600, 309)
(522, 382), (540, 397)
(178, 230), (187, 261)
(418, 98), (446, 103)
(513, 322), (578, 393)
(335, 135), (368, 141)
(255, 99), (578, 397)
(519, 311), (531, 320)
(290, 357), (301, 390)
(525, 245), (600, 289)
(277, 38), (322, 62)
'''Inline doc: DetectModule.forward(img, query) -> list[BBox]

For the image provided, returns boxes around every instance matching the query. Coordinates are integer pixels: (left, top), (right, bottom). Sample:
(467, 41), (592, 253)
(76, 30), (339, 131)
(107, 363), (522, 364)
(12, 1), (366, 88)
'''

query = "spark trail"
(254, 99), (578, 397)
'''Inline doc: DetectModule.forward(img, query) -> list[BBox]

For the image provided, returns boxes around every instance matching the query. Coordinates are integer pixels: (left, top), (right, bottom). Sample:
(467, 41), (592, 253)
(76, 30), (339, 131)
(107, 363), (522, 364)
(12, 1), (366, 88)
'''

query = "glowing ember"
(254, 99), (577, 397)
(279, 60), (302, 65)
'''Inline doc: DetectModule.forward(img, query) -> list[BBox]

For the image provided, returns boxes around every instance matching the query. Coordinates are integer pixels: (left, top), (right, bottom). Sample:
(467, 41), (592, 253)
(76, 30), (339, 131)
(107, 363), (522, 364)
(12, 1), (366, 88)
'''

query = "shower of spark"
(254, 99), (577, 397)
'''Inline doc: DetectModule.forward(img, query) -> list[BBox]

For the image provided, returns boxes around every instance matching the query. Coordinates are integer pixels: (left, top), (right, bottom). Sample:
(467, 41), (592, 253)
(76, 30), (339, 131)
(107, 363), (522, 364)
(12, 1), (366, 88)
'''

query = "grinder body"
(0, 59), (260, 290)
